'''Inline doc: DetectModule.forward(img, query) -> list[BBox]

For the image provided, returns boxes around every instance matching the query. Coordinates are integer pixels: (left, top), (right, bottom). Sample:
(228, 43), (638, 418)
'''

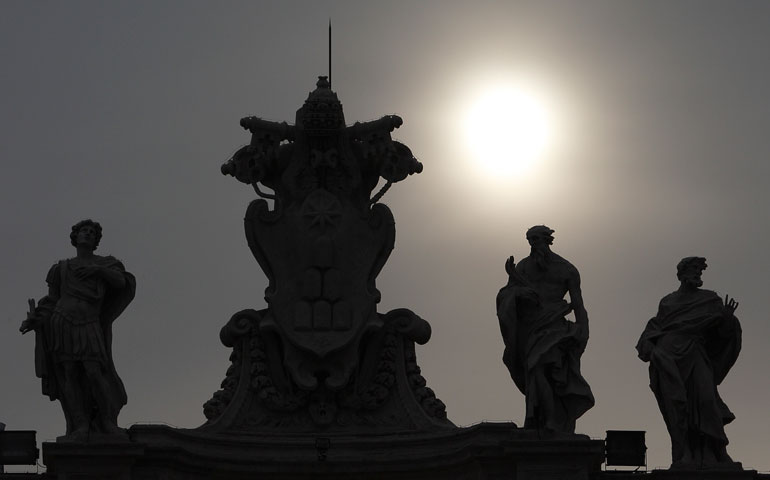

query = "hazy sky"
(2, 0), (769, 472)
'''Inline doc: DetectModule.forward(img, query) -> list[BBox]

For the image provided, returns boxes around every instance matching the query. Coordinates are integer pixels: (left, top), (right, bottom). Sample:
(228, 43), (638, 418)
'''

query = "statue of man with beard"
(496, 225), (594, 433)
(637, 257), (742, 470)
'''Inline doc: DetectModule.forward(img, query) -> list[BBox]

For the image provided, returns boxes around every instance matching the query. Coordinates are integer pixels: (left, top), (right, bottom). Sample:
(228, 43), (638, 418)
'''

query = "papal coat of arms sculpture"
(203, 76), (451, 433)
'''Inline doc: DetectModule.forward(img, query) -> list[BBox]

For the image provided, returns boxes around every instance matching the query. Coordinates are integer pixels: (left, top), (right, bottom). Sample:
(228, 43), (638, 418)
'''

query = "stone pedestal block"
(41, 423), (605, 480)
(647, 469), (759, 480)
(43, 440), (143, 480)
(599, 469), (764, 480)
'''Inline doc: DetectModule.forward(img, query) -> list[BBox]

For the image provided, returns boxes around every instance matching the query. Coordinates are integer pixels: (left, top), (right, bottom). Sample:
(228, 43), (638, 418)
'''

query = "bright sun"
(463, 84), (552, 177)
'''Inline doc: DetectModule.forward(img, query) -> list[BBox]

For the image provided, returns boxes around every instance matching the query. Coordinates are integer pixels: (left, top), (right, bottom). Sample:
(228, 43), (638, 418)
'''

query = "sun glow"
(463, 84), (552, 177)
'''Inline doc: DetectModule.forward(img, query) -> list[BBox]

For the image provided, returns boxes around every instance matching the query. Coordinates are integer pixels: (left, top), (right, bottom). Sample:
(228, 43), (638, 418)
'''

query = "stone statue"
(203, 77), (451, 433)
(496, 225), (594, 433)
(637, 257), (742, 470)
(20, 220), (136, 440)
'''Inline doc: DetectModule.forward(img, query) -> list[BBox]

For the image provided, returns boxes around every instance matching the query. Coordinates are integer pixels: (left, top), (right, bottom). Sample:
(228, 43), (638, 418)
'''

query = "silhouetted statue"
(637, 257), (742, 470)
(20, 220), (135, 440)
(204, 77), (450, 433)
(496, 225), (594, 433)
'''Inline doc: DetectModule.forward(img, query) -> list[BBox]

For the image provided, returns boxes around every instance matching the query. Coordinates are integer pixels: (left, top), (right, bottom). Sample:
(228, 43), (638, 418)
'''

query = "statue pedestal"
(41, 423), (605, 479)
(647, 469), (759, 480)
(43, 440), (143, 480)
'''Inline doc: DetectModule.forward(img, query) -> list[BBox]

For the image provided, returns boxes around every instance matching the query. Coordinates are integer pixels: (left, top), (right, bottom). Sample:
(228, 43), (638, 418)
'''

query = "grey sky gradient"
(2, 0), (769, 472)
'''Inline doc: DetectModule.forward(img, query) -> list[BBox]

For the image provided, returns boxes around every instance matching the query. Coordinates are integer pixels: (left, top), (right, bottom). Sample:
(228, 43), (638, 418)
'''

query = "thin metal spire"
(328, 19), (332, 89)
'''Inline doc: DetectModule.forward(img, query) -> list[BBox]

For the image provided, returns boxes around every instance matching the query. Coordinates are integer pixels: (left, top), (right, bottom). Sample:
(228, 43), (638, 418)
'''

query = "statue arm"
(78, 257), (128, 289)
(37, 283), (59, 315)
(567, 267), (590, 347)
(507, 258), (539, 305)
(98, 263), (127, 289)
(722, 294), (739, 317)
(567, 268), (588, 326)
(717, 294), (740, 337)
(636, 300), (664, 362)
(636, 332), (654, 362)
(20, 264), (60, 333)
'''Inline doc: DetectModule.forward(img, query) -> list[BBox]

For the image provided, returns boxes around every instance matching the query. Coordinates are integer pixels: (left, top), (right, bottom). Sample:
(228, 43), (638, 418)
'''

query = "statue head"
(526, 225), (555, 270)
(70, 219), (102, 250)
(526, 225), (555, 249)
(676, 256), (707, 288)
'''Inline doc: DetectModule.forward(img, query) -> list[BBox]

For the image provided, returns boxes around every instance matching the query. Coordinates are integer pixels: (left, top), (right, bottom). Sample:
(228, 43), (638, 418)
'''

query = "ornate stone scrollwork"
(205, 77), (450, 434)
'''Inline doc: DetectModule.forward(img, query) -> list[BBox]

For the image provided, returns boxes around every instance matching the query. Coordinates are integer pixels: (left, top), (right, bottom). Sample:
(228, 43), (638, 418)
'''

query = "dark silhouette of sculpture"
(496, 225), (594, 433)
(637, 257), (742, 470)
(204, 77), (450, 433)
(20, 220), (135, 439)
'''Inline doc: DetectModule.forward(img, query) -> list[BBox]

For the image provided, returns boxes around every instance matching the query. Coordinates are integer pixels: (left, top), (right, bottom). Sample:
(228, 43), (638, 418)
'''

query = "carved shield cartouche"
(246, 188), (395, 391)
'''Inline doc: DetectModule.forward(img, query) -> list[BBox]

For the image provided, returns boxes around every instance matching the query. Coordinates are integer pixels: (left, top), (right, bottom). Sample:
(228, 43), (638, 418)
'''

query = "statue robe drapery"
(636, 289), (741, 463)
(496, 271), (594, 432)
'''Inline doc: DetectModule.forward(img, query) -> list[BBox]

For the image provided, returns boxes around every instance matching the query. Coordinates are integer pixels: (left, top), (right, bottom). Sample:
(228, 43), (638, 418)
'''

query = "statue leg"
(680, 352), (731, 468)
(51, 362), (73, 434)
(699, 435), (720, 466)
(82, 360), (123, 434)
(59, 361), (90, 436)
(669, 419), (692, 467)
(649, 358), (688, 466)
(526, 365), (556, 432)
